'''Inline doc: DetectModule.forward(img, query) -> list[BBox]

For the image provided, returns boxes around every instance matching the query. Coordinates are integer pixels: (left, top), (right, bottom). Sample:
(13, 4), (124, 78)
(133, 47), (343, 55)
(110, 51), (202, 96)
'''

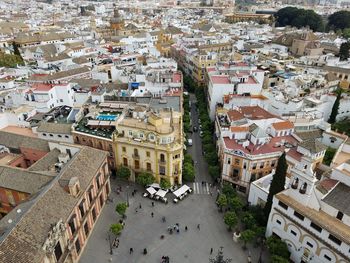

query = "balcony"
(132, 154), (140, 159)
(158, 159), (166, 165)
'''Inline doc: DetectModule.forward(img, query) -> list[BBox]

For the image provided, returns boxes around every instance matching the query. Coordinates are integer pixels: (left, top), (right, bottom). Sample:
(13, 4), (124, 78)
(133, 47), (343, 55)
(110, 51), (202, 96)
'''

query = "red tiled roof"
(211, 75), (230, 84)
(172, 72), (181, 83)
(227, 110), (244, 122)
(319, 178), (338, 192)
(272, 121), (294, 130)
(286, 148), (302, 162)
(230, 126), (249, 132)
(32, 83), (53, 91)
(223, 135), (297, 156)
(240, 106), (277, 120)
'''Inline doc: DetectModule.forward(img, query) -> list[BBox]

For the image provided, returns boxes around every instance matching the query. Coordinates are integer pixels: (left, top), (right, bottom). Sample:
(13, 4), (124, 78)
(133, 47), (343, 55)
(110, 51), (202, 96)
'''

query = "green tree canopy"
(183, 162), (195, 182)
(227, 196), (243, 213)
(328, 11), (350, 31)
(241, 212), (257, 230)
(274, 7), (324, 31)
(160, 178), (171, 189)
(264, 152), (287, 218)
(224, 211), (238, 231)
(116, 166), (130, 179)
(239, 229), (256, 249)
(267, 236), (290, 259)
(222, 183), (236, 197)
(217, 194), (228, 212)
(135, 172), (155, 187)
(209, 165), (220, 180)
(271, 255), (290, 263)
(328, 89), (342, 124)
(339, 42), (350, 61)
(110, 223), (123, 235)
(115, 202), (128, 216)
(0, 52), (24, 68)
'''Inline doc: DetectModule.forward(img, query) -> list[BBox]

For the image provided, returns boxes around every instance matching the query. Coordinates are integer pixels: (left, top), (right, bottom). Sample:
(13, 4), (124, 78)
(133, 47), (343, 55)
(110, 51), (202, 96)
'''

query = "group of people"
(112, 238), (119, 248)
(161, 255), (170, 263)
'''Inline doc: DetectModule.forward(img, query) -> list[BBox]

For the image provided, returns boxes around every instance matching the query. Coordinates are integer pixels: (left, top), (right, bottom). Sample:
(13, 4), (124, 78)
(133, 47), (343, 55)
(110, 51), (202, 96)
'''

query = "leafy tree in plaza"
(328, 89), (342, 124)
(264, 152), (287, 218)
(266, 236), (290, 259)
(271, 255), (289, 263)
(205, 150), (218, 166)
(0, 52), (24, 68)
(328, 11), (350, 31)
(183, 162), (195, 182)
(240, 229), (256, 249)
(248, 205), (266, 227)
(217, 194), (228, 212)
(227, 196), (243, 213)
(222, 182), (236, 197)
(241, 212), (257, 229)
(116, 166), (130, 180)
(224, 211), (238, 231)
(135, 172), (155, 187)
(110, 223), (123, 235)
(209, 165), (220, 180)
(160, 178), (171, 189)
(209, 247), (232, 263)
(184, 153), (193, 164)
(115, 202), (128, 217)
(339, 42), (350, 61)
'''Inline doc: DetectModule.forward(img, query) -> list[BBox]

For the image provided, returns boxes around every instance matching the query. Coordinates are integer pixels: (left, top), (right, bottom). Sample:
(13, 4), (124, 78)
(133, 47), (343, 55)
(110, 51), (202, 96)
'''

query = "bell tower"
(110, 8), (124, 31)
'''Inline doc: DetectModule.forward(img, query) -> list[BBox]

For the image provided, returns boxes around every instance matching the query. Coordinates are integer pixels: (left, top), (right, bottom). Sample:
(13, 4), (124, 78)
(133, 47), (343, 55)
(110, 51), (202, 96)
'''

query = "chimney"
(68, 177), (80, 197)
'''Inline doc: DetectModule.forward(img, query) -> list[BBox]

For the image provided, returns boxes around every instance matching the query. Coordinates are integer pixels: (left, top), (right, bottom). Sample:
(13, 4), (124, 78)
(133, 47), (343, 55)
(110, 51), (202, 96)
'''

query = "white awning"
(173, 185), (190, 198)
(155, 189), (168, 198)
(87, 120), (100, 126)
(148, 183), (160, 189)
(146, 187), (157, 195)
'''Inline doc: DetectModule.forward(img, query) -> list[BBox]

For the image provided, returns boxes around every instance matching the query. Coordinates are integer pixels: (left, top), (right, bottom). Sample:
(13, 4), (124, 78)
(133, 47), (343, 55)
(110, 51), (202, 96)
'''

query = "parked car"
(187, 139), (193, 146)
(199, 131), (203, 137)
(193, 126), (198, 132)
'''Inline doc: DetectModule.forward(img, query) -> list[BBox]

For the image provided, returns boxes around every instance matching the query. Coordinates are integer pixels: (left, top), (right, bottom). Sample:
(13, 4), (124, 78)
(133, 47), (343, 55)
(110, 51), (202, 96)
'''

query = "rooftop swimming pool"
(96, 114), (119, 121)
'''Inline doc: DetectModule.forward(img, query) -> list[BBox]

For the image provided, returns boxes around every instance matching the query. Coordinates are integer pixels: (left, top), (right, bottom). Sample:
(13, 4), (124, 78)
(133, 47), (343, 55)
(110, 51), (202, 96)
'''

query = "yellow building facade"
(113, 107), (183, 186)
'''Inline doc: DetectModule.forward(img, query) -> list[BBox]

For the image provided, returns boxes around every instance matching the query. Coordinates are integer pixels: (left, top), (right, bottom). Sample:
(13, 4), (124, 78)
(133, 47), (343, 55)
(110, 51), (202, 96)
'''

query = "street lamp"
(126, 185), (129, 206)
(108, 232), (113, 255)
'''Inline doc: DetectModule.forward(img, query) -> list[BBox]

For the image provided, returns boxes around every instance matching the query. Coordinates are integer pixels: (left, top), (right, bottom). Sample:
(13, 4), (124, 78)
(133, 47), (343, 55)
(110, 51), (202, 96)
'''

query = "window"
(306, 241), (313, 248)
(278, 201), (288, 210)
(227, 158), (231, 164)
(134, 149), (139, 157)
(134, 160), (140, 169)
(146, 162), (151, 171)
(252, 163), (257, 170)
(58, 135), (62, 138)
(336, 211), (344, 221)
(310, 222), (322, 233)
(276, 219), (281, 225)
(69, 217), (76, 234)
(290, 230), (297, 236)
(75, 239), (81, 254)
(232, 169), (239, 177)
(92, 208), (96, 221)
(122, 147), (126, 153)
(96, 173), (101, 189)
(160, 154), (165, 162)
(259, 162), (264, 169)
(328, 234), (342, 246)
(43, 133), (47, 136)
(294, 211), (305, 221)
(79, 201), (85, 218)
(54, 242), (63, 261)
(49, 134), (53, 137)
(84, 222), (89, 236)
(271, 160), (276, 167)
(146, 151), (150, 157)
(123, 158), (128, 166)
(128, 131), (133, 137)
(250, 173), (256, 182)
(159, 165), (166, 175)
(65, 135), (69, 138)
(324, 254), (331, 261)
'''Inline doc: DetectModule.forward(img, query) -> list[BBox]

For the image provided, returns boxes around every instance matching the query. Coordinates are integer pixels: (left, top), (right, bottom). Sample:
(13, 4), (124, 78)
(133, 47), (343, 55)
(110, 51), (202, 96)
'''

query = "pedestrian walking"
(143, 248), (148, 255)
(139, 203), (142, 209)
(151, 212), (154, 217)
(162, 216), (166, 222)
(197, 224), (200, 230)
(135, 208), (138, 213)
(129, 248), (133, 254)
(210, 248), (213, 254)
(152, 201), (154, 207)
(185, 226), (188, 231)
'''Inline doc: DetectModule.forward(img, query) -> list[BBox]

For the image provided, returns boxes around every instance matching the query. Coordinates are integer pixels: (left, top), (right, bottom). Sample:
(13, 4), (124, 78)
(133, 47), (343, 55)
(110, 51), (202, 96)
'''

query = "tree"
(239, 229), (256, 249)
(224, 211), (238, 231)
(339, 42), (350, 61)
(328, 11), (350, 31)
(274, 7), (324, 31)
(266, 236), (290, 259)
(209, 165), (220, 180)
(241, 212), (256, 230)
(264, 152), (287, 218)
(227, 196), (243, 212)
(12, 42), (23, 60)
(222, 182), (236, 197)
(217, 194), (228, 212)
(343, 28), (350, 39)
(183, 162), (195, 182)
(135, 172), (155, 187)
(116, 166), (130, 180)
(0, 52), (24, 68)
(115, 202), (128, 216)
(209, 247), (232, 263)
(160, 178), (171, 189)
(271, 255), (289, 263)
(328, 89), (342, 124)
(205, 151), (218, 166)
(110, 223), (123, 235)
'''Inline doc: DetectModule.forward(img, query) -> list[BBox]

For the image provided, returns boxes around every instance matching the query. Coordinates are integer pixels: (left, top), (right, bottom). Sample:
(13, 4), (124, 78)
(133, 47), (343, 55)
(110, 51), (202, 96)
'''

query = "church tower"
(110, 8), (124, 32)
